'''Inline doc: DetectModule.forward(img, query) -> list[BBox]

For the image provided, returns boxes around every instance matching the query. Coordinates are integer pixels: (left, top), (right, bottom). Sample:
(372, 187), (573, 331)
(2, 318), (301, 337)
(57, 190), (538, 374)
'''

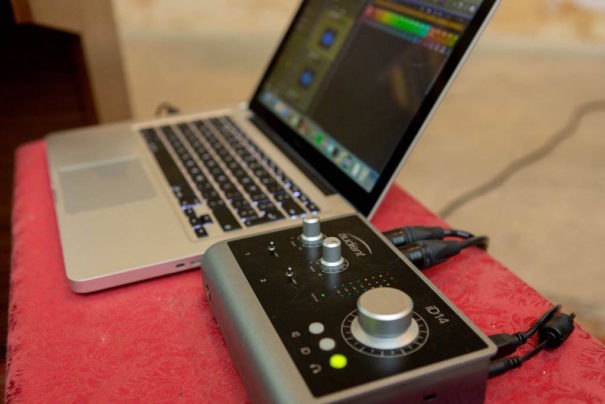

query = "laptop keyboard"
(140, 116), (320, 238)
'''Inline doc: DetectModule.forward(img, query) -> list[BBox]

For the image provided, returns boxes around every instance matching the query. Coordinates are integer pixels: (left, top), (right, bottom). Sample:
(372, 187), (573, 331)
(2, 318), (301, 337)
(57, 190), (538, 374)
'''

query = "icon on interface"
(320, 29), (337, 48)
(310, 363), (322, 374)
(299, 69), (315, 88)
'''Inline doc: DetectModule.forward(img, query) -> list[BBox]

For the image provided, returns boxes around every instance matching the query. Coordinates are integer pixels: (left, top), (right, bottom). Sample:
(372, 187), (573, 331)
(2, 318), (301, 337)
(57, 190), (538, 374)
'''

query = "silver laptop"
(46, 0), (500, 293)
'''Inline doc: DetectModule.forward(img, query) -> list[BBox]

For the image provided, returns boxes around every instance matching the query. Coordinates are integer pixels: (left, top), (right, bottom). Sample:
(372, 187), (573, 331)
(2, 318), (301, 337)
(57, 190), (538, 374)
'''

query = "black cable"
(458, 235), (489, 251)
(489, 311), (575, 378)
(443, 229), (474, 239)
(400, 234), (489, 270)
(538, 312), (576, 349)
(520, 341), (547, 363)
(155, 102), (180, 117)
(488, 341), (548, 378)
(382, 226), (474, 248)
(439, 99), (605, 219)
(489, 304), (560, 359)
(523, 304), (561, 340)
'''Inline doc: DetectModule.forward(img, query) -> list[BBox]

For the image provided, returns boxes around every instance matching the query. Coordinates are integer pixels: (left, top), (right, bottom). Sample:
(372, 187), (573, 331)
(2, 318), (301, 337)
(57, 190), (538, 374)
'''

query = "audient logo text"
(338, 233), (373, 257)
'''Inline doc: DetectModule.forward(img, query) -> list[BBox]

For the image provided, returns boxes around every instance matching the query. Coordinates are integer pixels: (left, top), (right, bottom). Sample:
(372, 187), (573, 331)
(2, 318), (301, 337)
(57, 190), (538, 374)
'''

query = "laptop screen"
(251, 0), (497, 214)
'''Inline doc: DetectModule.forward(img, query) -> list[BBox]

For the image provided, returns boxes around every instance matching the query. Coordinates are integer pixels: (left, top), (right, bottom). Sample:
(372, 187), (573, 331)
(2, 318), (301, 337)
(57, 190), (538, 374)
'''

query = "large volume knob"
(351, 288), (419, 349)
(320, 237), (344, 272)
(301, 216), (324, 246)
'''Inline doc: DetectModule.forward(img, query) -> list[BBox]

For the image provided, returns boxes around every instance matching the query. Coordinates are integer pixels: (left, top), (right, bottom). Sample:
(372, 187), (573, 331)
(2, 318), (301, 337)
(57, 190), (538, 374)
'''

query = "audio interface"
(201, 213), (496, 403)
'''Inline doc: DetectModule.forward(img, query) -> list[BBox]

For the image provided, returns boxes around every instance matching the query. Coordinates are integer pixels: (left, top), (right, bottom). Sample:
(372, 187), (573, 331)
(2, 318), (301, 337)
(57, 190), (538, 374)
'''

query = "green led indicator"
(330, 354), (348, 369)
(321, 293), (325, 298)
(314, 134), (324, 145)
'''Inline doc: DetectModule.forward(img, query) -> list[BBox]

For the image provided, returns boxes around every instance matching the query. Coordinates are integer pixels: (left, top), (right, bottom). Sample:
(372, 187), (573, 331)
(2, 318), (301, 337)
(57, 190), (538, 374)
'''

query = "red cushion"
(6, 140), (605, 402)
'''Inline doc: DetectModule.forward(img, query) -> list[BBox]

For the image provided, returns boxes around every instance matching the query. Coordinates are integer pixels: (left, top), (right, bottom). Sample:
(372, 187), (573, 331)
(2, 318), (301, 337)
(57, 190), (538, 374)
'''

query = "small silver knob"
(301, 216), (324, 246)
(351, 288), (418, 349)
(320, 237), (344, 272)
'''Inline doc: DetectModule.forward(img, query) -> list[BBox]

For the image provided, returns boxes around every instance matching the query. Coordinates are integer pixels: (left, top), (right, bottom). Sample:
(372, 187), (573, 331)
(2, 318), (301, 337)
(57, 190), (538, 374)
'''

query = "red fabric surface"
(6, 140), (605, 403)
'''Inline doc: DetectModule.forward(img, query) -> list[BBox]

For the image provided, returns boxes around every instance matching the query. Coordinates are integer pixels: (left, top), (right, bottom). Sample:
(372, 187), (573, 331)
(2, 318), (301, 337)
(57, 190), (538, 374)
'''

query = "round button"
(358, 287), (413, 338)
(301, 216), (323, 246)
(320, 237), (345, 272)
(350, 287), (419, 350)
(319, 338), (335, 351)
(308, 322), (324, 335)
(329, 354), (347, 369)
(322, 237), (342, 262)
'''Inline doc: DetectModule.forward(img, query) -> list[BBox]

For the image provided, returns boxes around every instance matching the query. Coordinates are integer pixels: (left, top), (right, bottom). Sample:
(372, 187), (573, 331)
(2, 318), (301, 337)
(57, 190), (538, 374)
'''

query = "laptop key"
(298, 193), (310, 206)
(250, 193), (268, 202)
(215, 174), (230, 185)
(266, 183), (285, 194)
(224, 190), (243, 200)
(187, 166), (201, 176)
(176, 193), (199, 208)
(194, 226), (208, 238)
(193, 173), (207, 184)
(231, 198), (252, 211)
(264, 208), (284, 221)
(209, 166), (223, 176)
(142, 146), (194, 203)
(211, 205), (241, 232)
(196, 181), (215, 193)
(185, 212), (200, 227)
(201, 189), (219, 202)
(237, 208), (256, 219)
(243, 215), (270, 227)
(280, 199), (305, 217)
(273, 191), (290, 202)
(207, 197), (224, 207)
(256, 198), (276, 211)
(200, 214), (213, 226)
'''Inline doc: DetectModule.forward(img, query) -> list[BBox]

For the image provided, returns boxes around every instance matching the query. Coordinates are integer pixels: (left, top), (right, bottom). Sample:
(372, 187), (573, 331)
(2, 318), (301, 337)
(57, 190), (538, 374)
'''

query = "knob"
(350, 288), (419, 349)
(320, 237), (344, 272)
(301, 216), (323, 246)
(268, 241), (276, 254)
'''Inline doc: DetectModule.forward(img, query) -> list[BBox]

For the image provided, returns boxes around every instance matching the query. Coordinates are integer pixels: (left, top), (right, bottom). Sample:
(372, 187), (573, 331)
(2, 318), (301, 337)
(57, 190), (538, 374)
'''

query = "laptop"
(46, 0), (500, 293)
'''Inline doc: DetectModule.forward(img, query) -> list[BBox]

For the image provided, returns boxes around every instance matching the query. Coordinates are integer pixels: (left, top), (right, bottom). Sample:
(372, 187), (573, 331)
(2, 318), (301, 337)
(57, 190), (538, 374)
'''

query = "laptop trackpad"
(59, 158), (156, 214)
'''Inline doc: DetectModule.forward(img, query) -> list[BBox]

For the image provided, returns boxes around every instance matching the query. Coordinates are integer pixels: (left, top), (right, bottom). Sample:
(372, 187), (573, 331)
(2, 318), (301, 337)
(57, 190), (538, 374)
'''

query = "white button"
(309, 322), (325, 334)
(319, 338), (336, 351)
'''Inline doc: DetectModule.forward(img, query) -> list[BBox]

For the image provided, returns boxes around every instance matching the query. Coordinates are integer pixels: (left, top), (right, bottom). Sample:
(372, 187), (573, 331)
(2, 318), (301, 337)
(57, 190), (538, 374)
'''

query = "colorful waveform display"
(364, 6), (460, 53)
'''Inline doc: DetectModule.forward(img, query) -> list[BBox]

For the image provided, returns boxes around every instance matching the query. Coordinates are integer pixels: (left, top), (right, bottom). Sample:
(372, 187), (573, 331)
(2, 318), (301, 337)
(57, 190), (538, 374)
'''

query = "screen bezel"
(249, 0), (499, 216)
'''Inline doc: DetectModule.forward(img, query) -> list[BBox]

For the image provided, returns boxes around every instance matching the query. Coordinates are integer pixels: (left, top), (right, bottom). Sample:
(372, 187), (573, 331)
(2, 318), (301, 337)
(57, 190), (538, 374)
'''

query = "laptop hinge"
(249, 115), (336, 196)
